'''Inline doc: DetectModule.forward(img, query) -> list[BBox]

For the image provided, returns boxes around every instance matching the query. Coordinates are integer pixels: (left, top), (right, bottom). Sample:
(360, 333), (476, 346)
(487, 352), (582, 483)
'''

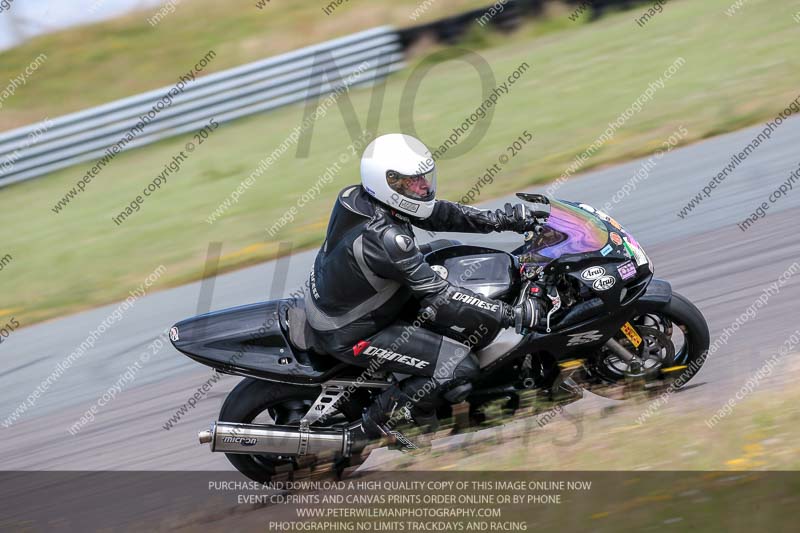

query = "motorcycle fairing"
(476, 279), (672, 375)
(170, 299), (345, 384)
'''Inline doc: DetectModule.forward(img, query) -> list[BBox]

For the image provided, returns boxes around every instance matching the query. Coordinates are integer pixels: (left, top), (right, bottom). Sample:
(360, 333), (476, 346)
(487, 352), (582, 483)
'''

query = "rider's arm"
(411, 200), (535, 234)
(362, 224), (513, 340)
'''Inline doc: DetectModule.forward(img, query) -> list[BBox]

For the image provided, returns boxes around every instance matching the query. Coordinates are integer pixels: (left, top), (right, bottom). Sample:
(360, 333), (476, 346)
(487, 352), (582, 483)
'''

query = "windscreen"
(517, 199), (609, 262)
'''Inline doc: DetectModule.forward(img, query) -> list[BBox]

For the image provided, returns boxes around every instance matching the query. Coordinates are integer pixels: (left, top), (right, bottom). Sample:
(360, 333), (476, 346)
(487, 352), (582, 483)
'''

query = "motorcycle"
(170, 193), (709, 481)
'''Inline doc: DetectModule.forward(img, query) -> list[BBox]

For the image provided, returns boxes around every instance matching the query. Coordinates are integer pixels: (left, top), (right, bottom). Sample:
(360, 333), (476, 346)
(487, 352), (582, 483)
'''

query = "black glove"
(495, 203), (538, 233)
(513, 298), (547, 334)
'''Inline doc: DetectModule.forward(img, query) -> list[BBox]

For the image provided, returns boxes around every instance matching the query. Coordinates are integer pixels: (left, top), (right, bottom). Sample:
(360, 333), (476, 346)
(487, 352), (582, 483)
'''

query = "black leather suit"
(300, 184), (526, 437)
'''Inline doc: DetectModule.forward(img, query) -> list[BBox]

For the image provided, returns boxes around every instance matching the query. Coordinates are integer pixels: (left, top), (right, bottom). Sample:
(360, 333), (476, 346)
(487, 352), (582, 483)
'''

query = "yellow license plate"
(621, 322), (642, 348)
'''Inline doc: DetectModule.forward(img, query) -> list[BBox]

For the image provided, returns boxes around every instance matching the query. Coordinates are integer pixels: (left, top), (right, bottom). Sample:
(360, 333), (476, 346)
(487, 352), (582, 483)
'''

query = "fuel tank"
(425, 245), (519, 301)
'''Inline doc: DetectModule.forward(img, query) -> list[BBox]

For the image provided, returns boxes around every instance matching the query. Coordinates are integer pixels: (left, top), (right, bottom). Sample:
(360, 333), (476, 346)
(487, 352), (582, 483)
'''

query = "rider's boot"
(349, 353), (480, 454)
(356, 378), (440, 452)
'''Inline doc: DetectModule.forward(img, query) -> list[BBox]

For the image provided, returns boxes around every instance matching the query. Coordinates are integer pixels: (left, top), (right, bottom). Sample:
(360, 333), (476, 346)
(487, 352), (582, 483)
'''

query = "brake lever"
(545, 286), (561, 333)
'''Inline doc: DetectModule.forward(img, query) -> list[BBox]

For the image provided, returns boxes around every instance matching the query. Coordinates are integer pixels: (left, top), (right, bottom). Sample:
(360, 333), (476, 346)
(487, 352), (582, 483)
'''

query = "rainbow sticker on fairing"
(624, 236), (649, 266)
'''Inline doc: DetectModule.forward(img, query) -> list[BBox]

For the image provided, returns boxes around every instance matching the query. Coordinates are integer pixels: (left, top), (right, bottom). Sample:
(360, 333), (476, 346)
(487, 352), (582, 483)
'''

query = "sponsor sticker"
(600, 244), (614, 256)
(617, 260), (637, 281)
(592, 275), (616, 291)
(620, 322), (642, 348)
(578, 203), (597, 214)
(581, 266), (606, 280)
(622, 242), (635, 259)
(610, 232), (623, 246)
(566, 330), (603, 346)
(399, 199), (420, 213)
(624, 237), (648, 266)
(596, 209), (624, 231)
(169, 327), (179, 342)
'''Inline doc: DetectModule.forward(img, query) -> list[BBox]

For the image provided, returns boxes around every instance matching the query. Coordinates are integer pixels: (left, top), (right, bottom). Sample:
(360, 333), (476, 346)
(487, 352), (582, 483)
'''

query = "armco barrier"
(0, 26), (404, 188)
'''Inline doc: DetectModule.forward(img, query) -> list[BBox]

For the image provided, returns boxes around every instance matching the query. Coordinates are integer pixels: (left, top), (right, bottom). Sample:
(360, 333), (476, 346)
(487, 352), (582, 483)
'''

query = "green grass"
(2, 0), (799, 326)
(0, 0), (491, 131)
(384, 363), (800, 473)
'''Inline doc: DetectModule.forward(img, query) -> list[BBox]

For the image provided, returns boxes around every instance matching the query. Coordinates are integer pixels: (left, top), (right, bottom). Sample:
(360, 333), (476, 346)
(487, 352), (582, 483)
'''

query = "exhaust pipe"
(198, 421), (360, 457)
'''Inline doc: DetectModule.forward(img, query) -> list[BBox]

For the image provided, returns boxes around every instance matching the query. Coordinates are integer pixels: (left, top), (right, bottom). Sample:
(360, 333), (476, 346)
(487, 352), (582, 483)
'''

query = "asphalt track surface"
(2, 117), (799, 471)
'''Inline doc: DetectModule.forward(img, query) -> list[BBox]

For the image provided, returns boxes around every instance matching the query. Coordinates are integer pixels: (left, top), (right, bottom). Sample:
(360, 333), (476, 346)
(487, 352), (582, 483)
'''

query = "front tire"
(657, 291), (710, 384)
(592, 291), (709, 394)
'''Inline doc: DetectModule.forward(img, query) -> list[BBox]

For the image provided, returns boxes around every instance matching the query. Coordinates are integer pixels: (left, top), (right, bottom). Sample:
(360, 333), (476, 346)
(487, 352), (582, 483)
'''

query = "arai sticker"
(592, 275), (616, 291)
(581, 266), (606, 280)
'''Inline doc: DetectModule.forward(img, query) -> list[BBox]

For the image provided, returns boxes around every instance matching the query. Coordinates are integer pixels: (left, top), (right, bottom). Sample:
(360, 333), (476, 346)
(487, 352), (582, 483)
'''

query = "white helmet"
(360, 133), (437, 219)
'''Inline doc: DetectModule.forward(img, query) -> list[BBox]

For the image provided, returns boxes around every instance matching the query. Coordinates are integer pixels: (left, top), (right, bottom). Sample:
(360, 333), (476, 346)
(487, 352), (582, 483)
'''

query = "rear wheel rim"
(226, 388), (354, 480)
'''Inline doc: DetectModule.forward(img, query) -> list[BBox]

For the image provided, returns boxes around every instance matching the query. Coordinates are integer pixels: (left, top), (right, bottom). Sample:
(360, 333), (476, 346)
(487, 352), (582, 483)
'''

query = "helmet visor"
(386, 168), (437, 202)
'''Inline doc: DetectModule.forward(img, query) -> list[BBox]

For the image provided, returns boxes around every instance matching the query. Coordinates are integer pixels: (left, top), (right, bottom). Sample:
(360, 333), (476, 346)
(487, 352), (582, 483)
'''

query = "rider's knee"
(440, 353), (478, 403)
(434, 338), (479, 382)
(452, 352), (480, 382)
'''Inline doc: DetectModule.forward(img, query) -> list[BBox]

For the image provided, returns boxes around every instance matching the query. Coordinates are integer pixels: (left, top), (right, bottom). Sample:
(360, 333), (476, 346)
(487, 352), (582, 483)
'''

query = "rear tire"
(219, 379), (321, 483)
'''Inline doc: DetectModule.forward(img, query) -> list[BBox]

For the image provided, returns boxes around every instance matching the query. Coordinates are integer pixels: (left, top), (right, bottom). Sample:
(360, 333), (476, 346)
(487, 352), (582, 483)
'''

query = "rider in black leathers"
(297, 134), (544, 446)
